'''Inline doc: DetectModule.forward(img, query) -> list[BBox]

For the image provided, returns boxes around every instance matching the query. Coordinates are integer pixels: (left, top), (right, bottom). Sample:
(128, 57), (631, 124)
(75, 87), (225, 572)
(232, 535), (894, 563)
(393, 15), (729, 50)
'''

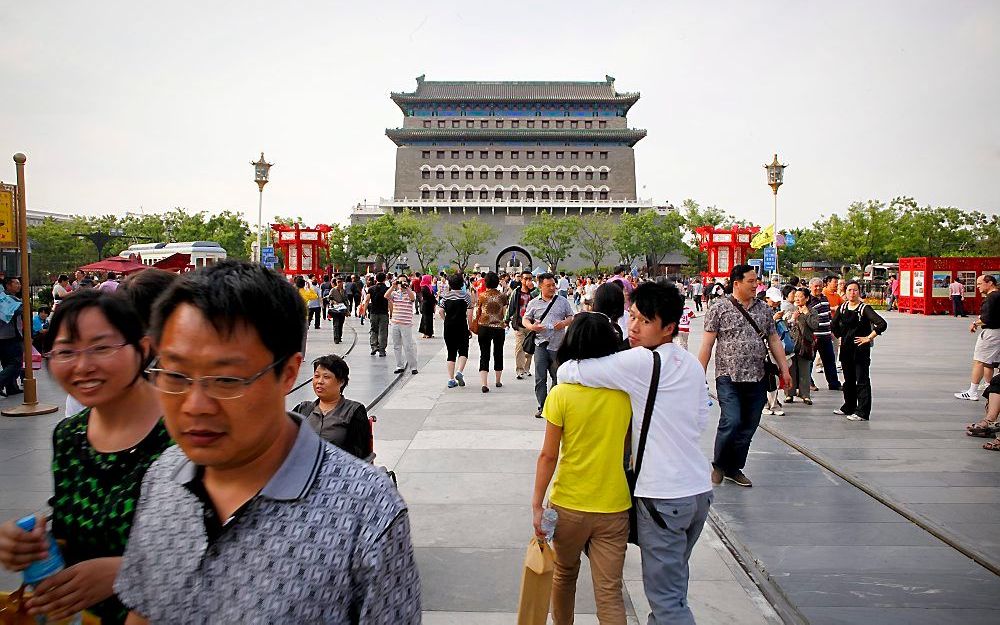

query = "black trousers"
(840, 350), (873, 419)
(308, 308), (321, 329)
(815, 335), (841, 389)
(952, 295), (967, 317)
(477, 326), (505, 372)
(330, 312), (345, 342)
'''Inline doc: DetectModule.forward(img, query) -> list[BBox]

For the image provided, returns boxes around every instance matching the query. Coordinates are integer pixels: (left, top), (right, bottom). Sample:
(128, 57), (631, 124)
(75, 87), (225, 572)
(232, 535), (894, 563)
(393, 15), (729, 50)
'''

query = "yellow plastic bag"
(1, 585), (101, 624)
(516, 538), (554, 625)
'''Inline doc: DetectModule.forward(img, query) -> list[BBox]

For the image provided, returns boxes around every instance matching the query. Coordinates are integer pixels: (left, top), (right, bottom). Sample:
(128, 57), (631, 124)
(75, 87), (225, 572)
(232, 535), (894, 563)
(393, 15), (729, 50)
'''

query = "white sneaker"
(955, 391), (980, 401)
(846, 414), (866, 421)
(833, 409), (848, 415)
(772, 409), (785, 416)
(762, 408), (774, 416)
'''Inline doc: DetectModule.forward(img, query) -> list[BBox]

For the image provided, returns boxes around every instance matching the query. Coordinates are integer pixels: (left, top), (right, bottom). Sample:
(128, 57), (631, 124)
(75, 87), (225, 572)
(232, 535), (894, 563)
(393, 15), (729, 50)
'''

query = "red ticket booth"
(270, 224), (332, 276)
(898, 256), (1000, 315)
(696, 225), (761, 282)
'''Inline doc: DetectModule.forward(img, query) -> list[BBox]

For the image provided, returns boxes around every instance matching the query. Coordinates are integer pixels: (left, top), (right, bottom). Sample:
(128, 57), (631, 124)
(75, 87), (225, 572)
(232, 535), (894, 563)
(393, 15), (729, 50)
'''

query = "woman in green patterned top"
(0, 289), (170, 624)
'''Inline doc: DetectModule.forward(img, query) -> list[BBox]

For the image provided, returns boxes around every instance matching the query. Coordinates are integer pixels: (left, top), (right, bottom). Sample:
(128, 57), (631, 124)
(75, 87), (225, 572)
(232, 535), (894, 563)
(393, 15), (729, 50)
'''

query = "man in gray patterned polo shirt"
(114, 261), (420, 624)
(699, 265), (791, 488)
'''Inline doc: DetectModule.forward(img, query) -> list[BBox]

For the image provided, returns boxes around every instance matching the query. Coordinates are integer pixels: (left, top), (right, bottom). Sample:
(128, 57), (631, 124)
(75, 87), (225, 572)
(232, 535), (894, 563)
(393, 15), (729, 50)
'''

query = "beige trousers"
(513, 327), (534, 375)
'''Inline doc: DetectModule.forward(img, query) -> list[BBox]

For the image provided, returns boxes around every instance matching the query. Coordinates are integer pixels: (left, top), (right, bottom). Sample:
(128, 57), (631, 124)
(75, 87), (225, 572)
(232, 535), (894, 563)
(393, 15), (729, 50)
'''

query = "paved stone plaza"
(2, 309), (999, 623)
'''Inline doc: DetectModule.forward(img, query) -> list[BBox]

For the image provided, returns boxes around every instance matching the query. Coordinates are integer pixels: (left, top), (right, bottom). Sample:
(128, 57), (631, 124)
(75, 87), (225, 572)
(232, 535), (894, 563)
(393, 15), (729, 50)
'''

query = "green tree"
(636, 210), (686, 272)
(612, 213), (645, 266)
(680, 199), (738, 272)
(577, 212), (616, 273)
(397, 211), (444, 274)
(818, 199), (899, 267)
(520, 214), (580, 272)
(362, 214), (409, 271)
(443, 219), (498, 274)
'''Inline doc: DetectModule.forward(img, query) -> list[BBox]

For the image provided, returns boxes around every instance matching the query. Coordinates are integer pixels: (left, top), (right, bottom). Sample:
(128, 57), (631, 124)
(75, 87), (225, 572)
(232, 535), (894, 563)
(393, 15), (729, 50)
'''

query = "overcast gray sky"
(1, 1), (997, 230)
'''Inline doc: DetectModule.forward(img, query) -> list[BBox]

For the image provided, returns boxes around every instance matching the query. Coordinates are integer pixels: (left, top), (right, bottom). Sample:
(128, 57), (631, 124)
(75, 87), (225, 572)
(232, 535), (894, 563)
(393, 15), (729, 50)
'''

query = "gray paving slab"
(688, 310), (1000, 622)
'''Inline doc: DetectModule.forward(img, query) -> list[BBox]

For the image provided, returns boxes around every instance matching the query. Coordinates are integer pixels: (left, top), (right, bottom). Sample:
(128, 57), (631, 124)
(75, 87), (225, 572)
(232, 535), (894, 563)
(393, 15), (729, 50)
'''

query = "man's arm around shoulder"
(557, 347), (648, 394)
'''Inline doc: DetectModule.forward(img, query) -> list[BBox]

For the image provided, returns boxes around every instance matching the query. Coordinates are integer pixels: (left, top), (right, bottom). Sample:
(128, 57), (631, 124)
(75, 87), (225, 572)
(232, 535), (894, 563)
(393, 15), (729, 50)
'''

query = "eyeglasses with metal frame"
(145, 358), (284, 400)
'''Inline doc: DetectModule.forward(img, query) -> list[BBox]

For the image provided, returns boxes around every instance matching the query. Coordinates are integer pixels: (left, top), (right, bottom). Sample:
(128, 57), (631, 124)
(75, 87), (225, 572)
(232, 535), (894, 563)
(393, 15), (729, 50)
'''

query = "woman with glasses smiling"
(0, 289), (170, 624)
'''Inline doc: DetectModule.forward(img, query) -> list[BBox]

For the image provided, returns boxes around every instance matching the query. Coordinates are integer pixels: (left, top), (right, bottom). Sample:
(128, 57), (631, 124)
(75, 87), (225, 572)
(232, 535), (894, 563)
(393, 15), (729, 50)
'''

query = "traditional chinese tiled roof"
(391, 75), (640, 108)
(385, 127), (647, 147)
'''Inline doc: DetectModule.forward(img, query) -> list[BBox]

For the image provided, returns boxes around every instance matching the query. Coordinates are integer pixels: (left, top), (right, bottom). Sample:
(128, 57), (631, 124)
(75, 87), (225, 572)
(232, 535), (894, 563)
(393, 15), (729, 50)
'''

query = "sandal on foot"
(966, 418), (1000, 437)
(984, 438), (1000, 451)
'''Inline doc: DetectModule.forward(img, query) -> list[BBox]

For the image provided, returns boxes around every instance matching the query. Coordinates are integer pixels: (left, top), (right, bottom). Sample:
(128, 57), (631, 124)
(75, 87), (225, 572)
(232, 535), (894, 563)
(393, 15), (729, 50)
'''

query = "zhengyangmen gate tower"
(352, 75), (663, 272)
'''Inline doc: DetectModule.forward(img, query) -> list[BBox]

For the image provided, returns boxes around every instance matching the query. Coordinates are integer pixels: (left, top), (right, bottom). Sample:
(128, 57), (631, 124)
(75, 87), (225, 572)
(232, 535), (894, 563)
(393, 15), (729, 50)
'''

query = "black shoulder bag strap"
(728, 295), (766, 343)
(537, 295), (558, 323)
(633, 351), (667, 528)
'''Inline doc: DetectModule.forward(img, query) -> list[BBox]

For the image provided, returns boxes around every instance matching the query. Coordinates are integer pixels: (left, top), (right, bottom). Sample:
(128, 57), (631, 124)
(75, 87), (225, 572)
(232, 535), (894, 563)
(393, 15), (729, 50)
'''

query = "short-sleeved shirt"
(524, 295), (575, 351)
(543, 384), (632, 513)
(809, 294), (833, 336)
(440, 290), (473, 334)
(390, 291), (414, 325)
(950, 281), (964, 297)
(51, 410), (172, 624)
(114, 413), (421, 624)
(704, 296), (776, 382)
(367, 283), (389, 315)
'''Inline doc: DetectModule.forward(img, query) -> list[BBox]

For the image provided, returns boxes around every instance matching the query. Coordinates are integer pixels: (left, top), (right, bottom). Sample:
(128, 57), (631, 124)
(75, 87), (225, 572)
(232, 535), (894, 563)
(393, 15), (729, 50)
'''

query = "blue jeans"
(638, 492), (713, 625)
(713, 376), (767, 475)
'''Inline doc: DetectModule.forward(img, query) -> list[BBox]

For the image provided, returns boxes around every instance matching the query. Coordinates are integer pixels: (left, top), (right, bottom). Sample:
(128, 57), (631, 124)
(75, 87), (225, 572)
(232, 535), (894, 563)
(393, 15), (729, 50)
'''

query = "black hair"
(376, 272), (386, 282)
(150, 260), (305, 376)
(538, 272), (555, 285)
(795, 287), (811, 300)
(313, 354), (350, 391)
(781, 285), (795, 299)
(521, 270), (533, 277)
(729, 264), (756, 283)
(632, 281), (683, 336)
(789, 276), (800, 286)
(57, 274), (69, 283)
(447, 273), (464, 290)
(825, 275), (839, 284)
(295, 277), (306, 288)
(119, 269), (180, 332)
(485, 271), (499, 289)
(592, 282), (625, 322)
(2, 276), (19, 289)
(615, 264), (629, 275)
(41, 289), (148, 382)
(37, 306), (51, 315)
(984, 275), (998, 286)
(106, 271), (118, 280)
(557, 312), (621, 363)
(845, 280), (862, 291)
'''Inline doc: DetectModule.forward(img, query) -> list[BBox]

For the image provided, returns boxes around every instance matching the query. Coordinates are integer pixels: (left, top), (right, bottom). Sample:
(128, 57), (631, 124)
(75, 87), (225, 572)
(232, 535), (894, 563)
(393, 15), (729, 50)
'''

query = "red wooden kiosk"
(897, 257), (1000, 315)
(696, 225), (761, 283)
(270, 223), (333, 276)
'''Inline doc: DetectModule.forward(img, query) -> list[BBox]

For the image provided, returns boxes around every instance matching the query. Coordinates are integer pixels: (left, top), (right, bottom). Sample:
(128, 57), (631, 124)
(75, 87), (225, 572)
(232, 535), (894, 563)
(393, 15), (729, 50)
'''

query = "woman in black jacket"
(419, 274), (436, 338)
(831, 280), (888, 421)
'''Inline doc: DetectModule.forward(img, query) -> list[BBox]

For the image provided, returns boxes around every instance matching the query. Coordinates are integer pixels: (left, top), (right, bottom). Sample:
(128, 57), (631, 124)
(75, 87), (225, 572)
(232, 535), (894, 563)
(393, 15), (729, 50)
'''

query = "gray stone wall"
(393, 146), (637, 200)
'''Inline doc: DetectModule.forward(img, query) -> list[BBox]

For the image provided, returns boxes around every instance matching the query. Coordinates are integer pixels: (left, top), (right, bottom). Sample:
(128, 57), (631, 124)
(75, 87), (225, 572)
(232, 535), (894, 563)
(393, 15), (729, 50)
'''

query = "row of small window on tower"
(422, 119), (609, 129)
(423, 170), (609, 181)
(421, 149), (609, 161)
(419, 189), (610, 201)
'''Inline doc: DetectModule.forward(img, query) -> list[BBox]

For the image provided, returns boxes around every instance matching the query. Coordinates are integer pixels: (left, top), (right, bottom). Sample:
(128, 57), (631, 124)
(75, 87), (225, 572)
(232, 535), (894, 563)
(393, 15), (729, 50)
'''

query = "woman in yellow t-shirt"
(531, 312), (632, 625)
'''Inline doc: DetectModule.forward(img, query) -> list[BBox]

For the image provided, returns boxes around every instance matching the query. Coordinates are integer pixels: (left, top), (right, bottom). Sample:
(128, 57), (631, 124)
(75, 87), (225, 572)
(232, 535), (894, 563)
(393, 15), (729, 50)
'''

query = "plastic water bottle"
(14, 515), (82, 625)
(541, 508), (558, 543)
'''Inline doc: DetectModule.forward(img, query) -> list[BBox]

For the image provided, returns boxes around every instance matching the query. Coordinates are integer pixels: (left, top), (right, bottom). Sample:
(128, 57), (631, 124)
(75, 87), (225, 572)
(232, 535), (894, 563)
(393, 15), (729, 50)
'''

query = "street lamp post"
(251, 152), (273, 263)
(764, 154), (787, 275)
(3, 153), (58, 417)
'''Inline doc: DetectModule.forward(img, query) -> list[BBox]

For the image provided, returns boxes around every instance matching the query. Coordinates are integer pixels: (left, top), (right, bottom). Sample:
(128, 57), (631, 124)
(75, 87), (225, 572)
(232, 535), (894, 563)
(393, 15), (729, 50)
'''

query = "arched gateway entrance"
(496, 246), (532, 274)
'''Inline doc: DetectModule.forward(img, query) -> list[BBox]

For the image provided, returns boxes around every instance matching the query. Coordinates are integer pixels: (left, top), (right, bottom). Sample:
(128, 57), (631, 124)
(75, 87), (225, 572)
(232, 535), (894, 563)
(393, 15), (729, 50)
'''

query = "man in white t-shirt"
(557, 272), (570, 299)
(386, 277), (418, 374)
(557, 281), (711, 625)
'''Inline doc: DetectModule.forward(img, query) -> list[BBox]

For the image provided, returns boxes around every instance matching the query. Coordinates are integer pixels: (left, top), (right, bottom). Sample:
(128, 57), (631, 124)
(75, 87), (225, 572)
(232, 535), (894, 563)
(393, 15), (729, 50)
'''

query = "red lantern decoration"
(696, 225), (761, 282)
(270, 223), (333, 276)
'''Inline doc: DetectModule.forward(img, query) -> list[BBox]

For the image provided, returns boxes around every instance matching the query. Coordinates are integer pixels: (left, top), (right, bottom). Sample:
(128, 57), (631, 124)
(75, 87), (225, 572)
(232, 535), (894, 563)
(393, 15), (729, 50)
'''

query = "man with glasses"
(114, 260), (420, 624)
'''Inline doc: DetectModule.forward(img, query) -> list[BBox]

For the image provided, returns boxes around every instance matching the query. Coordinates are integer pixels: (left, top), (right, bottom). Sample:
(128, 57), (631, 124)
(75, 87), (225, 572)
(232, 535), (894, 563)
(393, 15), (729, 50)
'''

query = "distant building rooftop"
(391, 75), (640, 108)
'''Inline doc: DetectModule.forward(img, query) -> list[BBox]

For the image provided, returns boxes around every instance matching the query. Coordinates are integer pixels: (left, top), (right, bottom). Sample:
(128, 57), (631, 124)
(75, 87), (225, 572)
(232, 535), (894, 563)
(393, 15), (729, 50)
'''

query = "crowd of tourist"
(5, 257), (1000, 624)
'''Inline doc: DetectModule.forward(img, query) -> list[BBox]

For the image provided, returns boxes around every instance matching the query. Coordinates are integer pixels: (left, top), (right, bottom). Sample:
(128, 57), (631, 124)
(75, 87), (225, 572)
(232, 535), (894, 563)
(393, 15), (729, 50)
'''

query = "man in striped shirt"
(386, 277), (418, 375)
(809, 277), (842, 390)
